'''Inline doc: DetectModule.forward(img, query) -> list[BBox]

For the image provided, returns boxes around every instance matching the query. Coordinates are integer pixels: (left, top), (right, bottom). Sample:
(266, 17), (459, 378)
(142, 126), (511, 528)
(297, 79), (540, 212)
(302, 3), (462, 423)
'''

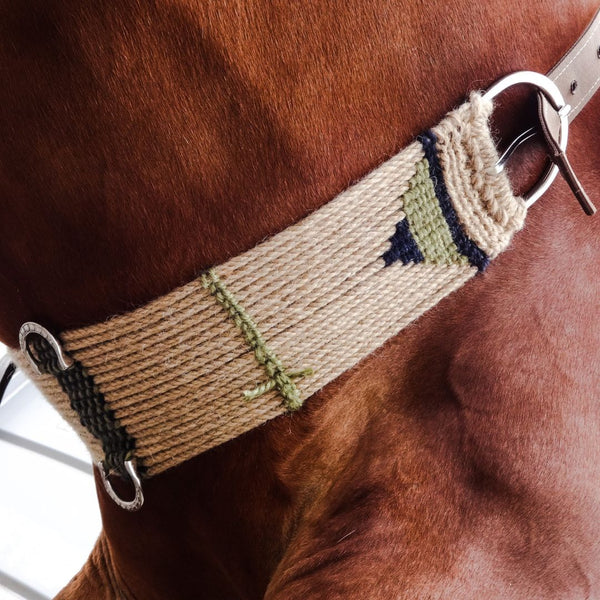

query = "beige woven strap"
(11, 93), (526, 477)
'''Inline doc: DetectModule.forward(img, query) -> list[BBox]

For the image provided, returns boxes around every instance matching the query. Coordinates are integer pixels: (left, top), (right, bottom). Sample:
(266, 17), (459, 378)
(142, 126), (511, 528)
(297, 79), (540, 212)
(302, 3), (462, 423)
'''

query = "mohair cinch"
(10, 93), (526, 478)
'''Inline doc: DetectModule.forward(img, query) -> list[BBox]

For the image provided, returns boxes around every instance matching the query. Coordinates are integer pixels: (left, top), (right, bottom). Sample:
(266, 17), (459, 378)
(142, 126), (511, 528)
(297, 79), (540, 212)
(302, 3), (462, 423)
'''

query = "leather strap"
(547, 7), (600, 123)
(541, 7), (600, 137)
(539, 8), (600, 214)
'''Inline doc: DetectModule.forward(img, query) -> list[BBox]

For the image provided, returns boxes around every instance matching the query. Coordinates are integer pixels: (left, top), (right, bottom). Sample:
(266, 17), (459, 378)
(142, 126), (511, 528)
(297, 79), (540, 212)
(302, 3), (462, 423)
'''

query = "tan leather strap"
(539, 7), (600, 214)
(547, 7), (600, 123)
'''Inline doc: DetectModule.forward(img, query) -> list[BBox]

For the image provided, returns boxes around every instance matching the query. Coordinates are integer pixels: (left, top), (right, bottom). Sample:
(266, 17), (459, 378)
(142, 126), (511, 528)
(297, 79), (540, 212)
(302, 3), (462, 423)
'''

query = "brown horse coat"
(1, 1), (599, 598)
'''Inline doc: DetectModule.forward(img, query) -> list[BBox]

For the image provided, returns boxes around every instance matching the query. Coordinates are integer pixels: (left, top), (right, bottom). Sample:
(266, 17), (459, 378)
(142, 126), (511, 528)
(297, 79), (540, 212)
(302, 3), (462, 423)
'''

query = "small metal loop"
(19, 322), (73, 375)
(482, 70), (569, 208)
(99, 459), (144, 511)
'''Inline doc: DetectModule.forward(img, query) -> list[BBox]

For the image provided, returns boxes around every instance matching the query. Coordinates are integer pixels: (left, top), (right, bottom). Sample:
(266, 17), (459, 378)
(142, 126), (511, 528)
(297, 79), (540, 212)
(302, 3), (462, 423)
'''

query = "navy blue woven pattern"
(418, 130), (489, 271)
(382, 217), (424, 266)
(29, 335), (138, 478)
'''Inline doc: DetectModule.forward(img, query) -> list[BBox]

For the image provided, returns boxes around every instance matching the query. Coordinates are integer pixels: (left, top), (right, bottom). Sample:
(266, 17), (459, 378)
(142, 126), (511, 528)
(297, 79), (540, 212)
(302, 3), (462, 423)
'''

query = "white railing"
(0, 345), (101, 599)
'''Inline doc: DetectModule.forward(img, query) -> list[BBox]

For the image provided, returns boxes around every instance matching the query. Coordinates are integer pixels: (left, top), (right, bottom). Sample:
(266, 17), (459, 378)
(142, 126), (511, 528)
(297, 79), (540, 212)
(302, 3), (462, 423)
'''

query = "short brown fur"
(1, 1), (599, 598)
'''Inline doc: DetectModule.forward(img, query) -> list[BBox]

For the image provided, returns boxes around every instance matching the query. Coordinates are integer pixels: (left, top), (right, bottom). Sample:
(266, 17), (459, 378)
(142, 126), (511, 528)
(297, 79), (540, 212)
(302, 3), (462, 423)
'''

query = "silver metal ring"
(99, 459), (144, 511)
(482, 70), (570, 207)
(19, 322), (74, 375)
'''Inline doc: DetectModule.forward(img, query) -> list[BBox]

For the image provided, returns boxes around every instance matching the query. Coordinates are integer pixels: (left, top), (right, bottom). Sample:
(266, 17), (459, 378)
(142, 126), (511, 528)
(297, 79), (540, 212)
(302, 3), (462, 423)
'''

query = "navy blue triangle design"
(382, 216), (424, 266)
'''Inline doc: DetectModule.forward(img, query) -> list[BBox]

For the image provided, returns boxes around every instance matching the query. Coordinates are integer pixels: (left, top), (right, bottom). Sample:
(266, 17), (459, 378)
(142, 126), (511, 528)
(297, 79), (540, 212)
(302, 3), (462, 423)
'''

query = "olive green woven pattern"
(401, 158), (469, 266)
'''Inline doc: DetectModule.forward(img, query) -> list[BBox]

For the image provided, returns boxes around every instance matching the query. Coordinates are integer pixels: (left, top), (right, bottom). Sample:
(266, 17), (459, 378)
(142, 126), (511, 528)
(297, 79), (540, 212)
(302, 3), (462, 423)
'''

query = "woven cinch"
(11, 93), (526, 477)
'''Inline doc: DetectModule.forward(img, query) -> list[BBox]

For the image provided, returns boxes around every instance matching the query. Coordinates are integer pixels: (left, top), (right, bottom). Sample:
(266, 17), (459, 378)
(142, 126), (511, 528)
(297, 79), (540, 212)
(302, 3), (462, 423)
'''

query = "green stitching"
(243, 368), (314, 401)
(201, 269), (311, 411)
(403, 158), (468, 266)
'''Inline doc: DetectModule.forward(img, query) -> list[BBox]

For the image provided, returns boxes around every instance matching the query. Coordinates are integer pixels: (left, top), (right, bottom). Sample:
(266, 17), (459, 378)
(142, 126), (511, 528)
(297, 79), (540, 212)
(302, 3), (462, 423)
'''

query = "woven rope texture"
(12, 93), (526, 477)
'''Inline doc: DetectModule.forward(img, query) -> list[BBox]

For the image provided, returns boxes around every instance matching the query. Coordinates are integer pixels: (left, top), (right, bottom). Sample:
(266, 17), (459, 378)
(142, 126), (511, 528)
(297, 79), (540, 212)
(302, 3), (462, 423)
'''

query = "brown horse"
(1, 1), (599, 598)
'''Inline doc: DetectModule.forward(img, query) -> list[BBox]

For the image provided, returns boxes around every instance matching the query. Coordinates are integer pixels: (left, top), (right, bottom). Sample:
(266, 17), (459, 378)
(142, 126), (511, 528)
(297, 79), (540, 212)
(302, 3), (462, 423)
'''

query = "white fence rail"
(0, 346), (101, 600)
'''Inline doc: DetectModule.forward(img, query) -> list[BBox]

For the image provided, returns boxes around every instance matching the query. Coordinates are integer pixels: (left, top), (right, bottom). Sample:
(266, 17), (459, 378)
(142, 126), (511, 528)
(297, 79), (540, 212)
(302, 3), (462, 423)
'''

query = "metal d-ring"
(19, 322), (74, 375)
(99, 459), (144, 511)
(482, 70), (570, 208)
